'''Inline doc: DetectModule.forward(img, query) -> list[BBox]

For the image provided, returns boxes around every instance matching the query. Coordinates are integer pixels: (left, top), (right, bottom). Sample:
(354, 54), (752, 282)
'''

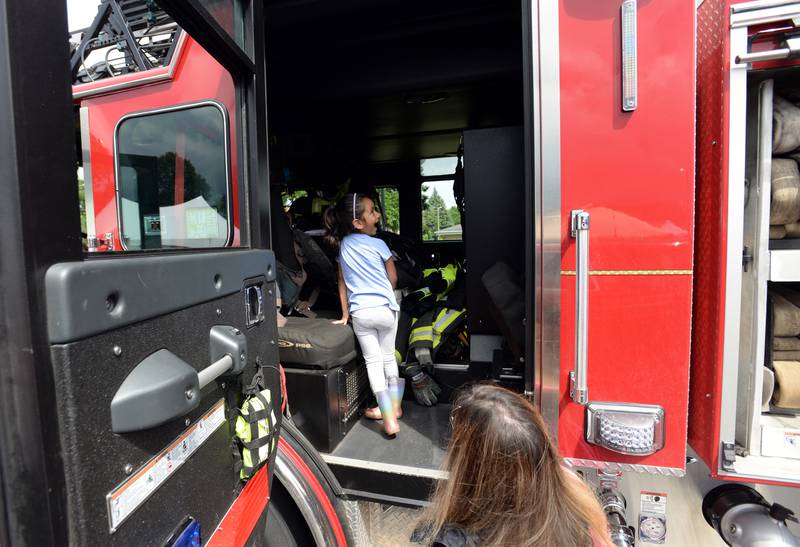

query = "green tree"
(448, 206), (461, 227)
(422, 189), (451, 240)
(377, 187), (400, 233)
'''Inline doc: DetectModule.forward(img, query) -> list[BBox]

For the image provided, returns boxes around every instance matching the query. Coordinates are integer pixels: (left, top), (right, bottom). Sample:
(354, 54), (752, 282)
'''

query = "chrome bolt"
(216, 308), (222, 317)
(124, 464), (133, 475)
(240, 352), (246, 362)
(221, 382), (226, 389)
(185, 418), (191, 426)
(729, 524), (738, 534)
(268, 289), (273, 296)
(270, 340), (275, 346)
(113, 345), (122, 357)
(185, 389), (194, 400)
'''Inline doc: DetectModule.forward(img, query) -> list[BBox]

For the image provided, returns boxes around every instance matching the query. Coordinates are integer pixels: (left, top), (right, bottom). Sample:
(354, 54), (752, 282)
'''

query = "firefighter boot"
(388, 376), (405, 419)
(375, 390), (399, 436)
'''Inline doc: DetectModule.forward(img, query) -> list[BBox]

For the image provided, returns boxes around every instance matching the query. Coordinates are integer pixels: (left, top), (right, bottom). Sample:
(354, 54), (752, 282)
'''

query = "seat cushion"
(278, 316), (358, 369)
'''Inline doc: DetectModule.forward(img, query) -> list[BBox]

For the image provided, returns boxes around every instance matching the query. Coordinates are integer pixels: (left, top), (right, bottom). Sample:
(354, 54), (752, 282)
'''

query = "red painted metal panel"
(559, 0), (696, 273)
(557, 1), (695, 469)
(690, 0), (729, 477)
(206, 464), (270, 547)
(559, 275), (693, 469)
(80, 37), (240, 249)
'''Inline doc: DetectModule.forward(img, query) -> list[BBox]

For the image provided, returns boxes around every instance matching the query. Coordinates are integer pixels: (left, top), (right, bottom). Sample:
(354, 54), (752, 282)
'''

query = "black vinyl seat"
(278, 316), (358, 369)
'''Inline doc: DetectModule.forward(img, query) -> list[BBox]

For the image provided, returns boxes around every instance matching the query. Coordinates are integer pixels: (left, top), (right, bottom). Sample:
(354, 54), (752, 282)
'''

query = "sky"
(67, 0), (102, 32)
(422, 180), (457, 209)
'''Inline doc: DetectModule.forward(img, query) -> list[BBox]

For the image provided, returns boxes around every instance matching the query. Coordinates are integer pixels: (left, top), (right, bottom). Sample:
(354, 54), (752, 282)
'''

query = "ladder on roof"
(70, 0), (180, 85)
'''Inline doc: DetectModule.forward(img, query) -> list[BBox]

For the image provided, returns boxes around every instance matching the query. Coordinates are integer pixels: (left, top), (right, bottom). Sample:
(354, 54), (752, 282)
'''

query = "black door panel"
(46, 250), (280, 544)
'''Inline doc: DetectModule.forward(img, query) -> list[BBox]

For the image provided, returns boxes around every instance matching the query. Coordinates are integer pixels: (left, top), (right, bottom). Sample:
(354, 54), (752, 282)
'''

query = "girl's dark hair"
(419, 384), (612, 547)
(322, 192), (365, 250)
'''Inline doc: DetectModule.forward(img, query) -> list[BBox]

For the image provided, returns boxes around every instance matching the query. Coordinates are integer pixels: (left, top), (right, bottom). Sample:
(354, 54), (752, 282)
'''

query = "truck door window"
(420, 157), (462, 242)
(197, 0), (245, 51)
(116, 103), (231, 250)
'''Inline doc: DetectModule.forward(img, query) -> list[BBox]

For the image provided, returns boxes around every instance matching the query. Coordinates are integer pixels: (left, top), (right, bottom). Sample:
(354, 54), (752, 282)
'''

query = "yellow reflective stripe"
(410, 331), (433, 342)
(434, 309), (464, 333)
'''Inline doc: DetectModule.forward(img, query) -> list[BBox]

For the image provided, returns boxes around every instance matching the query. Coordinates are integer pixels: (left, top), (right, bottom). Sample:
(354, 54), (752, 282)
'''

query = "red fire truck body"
(76, 34), (240, 251)
(556, 0), (696, 474)
(4, 0), (798, 545)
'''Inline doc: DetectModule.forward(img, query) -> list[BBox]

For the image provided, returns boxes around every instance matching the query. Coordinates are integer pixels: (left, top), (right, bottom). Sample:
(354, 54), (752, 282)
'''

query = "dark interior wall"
(463, 126), (524, 334)
(264, 0), (523, 166)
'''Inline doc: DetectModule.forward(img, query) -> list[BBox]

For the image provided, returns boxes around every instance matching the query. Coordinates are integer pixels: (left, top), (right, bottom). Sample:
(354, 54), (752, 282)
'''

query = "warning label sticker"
(639, 491), (667, 544)
(106, 400), (226, 533)
(640, 491), (667, 515)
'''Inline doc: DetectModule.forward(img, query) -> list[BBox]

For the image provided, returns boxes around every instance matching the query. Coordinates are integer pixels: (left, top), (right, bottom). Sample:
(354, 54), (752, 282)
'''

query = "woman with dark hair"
(413, 384), (613, 546)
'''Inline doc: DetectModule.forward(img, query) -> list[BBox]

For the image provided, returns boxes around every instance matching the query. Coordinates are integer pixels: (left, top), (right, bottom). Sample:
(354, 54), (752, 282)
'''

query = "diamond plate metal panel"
(690, 0), (729, 471)
(357, 500), (422, 547)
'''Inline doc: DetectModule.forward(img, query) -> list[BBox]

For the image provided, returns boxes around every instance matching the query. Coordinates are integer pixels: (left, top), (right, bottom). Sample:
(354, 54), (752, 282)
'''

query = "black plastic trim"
(45, 250), (276, 343)
(341, 489), (430, 510)
(521, 0), (535, 394)
(327, 463), (437, 506)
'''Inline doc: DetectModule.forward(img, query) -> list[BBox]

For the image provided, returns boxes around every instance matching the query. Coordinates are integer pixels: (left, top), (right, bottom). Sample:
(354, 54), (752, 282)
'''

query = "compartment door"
(531, 1), (696, 473)
(45, 251), (281, 545)
(0, 1), (276, 545)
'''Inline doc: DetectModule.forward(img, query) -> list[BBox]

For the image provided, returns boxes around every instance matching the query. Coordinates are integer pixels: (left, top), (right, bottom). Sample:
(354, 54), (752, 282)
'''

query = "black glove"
(405, 364), (442, 406)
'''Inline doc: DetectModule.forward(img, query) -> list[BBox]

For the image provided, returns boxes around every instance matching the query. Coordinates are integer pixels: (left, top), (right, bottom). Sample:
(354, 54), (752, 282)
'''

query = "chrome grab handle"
(570, 210), (590, 405)
(736, 37), (800, 65)
(736, 48), (792, 64)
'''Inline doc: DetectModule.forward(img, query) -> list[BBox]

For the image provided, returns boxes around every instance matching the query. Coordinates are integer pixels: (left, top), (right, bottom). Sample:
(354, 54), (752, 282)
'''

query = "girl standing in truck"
(324, 192), (404, 437)
(413, 384), (613, 546)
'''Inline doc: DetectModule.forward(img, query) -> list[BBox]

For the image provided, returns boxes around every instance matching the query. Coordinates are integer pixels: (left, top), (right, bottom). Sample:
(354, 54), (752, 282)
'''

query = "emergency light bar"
(585, 402), (665, 455)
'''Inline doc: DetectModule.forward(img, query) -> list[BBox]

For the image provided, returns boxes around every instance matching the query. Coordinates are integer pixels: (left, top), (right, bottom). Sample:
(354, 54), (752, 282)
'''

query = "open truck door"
(0, 1), (279, 545)
(528, 1), (697, 475)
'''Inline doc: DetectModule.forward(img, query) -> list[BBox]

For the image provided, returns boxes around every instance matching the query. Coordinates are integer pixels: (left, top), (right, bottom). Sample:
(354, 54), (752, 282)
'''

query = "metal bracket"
(721, 441), (737, 471)
(743, 246), (753, 272)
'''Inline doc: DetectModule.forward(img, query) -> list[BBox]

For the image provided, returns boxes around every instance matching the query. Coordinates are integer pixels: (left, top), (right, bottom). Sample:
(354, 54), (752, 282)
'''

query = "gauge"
(639, 516), (667, 542)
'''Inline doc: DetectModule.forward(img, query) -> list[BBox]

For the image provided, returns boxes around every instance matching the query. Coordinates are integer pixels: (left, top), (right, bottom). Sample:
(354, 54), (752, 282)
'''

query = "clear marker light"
(621, 0), (637, 112)
(586, 402), (665, 456)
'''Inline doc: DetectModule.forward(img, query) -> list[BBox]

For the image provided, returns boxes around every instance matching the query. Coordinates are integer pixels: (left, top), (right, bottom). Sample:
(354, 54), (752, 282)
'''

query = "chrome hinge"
(721, 441), (736, 471)
(742, 247), (753, 272)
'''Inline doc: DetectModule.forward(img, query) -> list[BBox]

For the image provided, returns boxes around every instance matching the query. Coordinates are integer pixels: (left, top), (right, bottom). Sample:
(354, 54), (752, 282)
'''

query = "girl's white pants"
(351, 306), (400, 394)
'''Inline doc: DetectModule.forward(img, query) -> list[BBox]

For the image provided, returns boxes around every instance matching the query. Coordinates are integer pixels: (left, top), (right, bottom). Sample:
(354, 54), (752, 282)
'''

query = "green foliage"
(422, 188), (454, 241)
(283, 189), (308, 208)
(77, 175), (86, 235)
(448, 206), (461, 227)
(377, 187), (400, 233)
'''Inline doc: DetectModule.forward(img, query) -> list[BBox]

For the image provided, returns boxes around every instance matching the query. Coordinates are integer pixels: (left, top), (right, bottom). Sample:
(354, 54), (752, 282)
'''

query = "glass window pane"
(421, 180), (461, 242)
(376, 187), (400, 234)
(117, 104), (231, 250)
(198, 0), (245, 51)
(420, 156), (458, 177)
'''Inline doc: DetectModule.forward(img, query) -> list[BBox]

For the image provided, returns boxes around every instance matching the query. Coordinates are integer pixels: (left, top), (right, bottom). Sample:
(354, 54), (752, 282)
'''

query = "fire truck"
(2, 0), (800, 545)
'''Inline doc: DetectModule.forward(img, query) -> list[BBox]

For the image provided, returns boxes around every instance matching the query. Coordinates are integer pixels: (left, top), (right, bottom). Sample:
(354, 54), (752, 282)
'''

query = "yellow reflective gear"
(234, 389), (277, 480)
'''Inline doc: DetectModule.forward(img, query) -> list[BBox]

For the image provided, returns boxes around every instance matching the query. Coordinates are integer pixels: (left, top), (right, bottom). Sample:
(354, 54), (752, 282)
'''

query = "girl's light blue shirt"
(339, 234), (399, 313)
